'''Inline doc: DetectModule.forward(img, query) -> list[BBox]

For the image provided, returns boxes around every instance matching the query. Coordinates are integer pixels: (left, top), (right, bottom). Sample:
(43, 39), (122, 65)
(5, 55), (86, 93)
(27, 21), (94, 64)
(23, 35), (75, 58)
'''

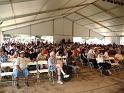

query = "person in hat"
(13, 51), (30, 89)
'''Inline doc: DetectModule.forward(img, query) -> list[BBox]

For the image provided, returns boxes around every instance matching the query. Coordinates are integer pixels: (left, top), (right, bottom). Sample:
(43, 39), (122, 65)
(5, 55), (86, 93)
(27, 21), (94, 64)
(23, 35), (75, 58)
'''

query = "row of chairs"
(80, 55), (122, 76)
(0, 61), (48, 85)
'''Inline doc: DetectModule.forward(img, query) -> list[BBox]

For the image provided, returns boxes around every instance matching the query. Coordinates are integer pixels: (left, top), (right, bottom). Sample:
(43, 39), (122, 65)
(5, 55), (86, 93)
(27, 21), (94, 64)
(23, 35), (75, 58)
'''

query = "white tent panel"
(100, 32), (116, 36)
(1, 20), (15, 26)
(53, 18), (73, 42)
(112, 36), (120, 45)
(54, 18), (65, 35)
(4, 26), (30, 35)
(90, 30), (104, 39)
(112, 32), (124, 36)
(31, 21), (53, 36)
(94, 0), (119, 10)
(99, 21), (114, 27)
(74, 23), (104, 39)
(4, 21), (53, 36)
(36, 9), (69, 19)
(35, 15), (65, 25)
(84, 23), (102, 29)
(0, 0), (9, 2)
(76, 18), (93, 25)
(78, 4), (102, 16)
(108, 25), (124, 31)
(1, 15), (64, 31)
(65, 0), (87, 7)
(15, 15), (36, 23)
(89, 12), (113, 22)
(36, 13), (53, 19)
(42, 0), (69, 10)
(13, 0), (43, 15)
(64, 5), (87, 14)
(83, 0), (97, 4)
(118, 32), (124, 36)
(122, 17), (124, 20)
(2, 26), (17, 31)
(74, 23), (90, 37)
(36, 15), (66, 22)
(15, 23), (31, 28)
(63, 18), (72, 36)
(48, 9), (71, 17)
(54, 18), (72, 36)
(0, 4), (13, 18)
(66, 13), (83, 21)
(110, 6), (124, 16)
(1, 0), (124, 41)
(99, 18), (124, 26)
(104, 36), (112, 43)
(93, 28), (111, 33)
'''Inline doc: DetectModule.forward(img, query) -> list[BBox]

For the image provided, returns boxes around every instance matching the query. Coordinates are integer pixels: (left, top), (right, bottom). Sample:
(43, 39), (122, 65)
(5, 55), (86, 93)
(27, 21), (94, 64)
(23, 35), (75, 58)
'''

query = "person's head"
(40, 48), (43, 53)
(67, 51), (72, 57)
(50, 51), (55, 58)
(29, 49), (34, 54)
(98, 52), (103, 57)
(117, 51), (121, 54)
(19, 51), (25, 58)
(0, 48), (4, 56)
(100, 52), (103, 55)
(14, 51), (19, 58)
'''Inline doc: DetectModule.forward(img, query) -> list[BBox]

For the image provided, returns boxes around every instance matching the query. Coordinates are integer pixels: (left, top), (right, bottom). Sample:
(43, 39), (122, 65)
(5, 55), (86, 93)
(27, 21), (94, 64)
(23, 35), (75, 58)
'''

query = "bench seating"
(0, 60), (48, 78)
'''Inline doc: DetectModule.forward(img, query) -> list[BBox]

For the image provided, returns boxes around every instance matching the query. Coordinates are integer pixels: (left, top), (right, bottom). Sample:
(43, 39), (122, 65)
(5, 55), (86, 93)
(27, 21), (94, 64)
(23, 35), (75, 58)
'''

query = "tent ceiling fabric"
(0, 0), (124, 37)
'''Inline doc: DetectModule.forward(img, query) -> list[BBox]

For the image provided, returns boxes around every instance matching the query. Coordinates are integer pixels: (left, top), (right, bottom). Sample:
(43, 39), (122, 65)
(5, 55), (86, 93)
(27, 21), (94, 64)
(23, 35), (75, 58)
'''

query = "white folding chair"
(87, 59), (94, 70)
(0, 62), (14, 85)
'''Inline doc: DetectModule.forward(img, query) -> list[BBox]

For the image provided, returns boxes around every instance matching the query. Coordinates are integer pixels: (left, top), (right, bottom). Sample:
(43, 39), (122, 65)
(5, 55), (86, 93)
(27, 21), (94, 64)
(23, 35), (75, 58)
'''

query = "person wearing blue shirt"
(0, 48), (8, 80)
(0, 48), (8, 63)
(48, 51), (69, 85)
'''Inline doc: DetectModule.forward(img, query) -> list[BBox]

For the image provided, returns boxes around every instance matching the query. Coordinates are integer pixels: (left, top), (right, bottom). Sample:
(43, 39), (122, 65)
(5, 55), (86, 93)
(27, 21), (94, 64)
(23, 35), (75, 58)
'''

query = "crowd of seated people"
(0, 40), (124, 88)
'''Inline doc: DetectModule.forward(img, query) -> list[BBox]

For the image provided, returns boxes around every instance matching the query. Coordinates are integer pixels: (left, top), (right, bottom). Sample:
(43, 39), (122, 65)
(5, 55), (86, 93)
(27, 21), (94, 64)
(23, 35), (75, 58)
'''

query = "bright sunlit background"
(4, 34), (53, 43)
(73, 37), (111, 45)
(3, 34), (117, 45)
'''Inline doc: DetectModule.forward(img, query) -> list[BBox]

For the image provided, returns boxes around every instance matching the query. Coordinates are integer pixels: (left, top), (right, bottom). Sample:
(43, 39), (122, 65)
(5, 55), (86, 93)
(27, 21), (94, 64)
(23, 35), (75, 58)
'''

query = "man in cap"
(13, 51), (30, 89)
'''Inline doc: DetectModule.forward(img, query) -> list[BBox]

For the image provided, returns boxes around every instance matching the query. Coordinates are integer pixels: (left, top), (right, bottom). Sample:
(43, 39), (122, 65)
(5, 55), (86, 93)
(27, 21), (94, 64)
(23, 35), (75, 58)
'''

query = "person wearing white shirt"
(48, 51), (69, 85)
(96, 53), (104, 64)
(87, 48), (95, 59)
(96, 52), (112, 75)
(87, 47), (98, 68)
(104, 50), (109, 60)
(13, 51), (30, 89)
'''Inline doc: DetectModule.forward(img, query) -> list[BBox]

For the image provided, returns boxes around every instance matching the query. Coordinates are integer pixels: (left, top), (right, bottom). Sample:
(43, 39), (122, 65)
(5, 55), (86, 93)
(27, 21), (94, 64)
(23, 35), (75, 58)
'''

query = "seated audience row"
(0, 41), (124, 88)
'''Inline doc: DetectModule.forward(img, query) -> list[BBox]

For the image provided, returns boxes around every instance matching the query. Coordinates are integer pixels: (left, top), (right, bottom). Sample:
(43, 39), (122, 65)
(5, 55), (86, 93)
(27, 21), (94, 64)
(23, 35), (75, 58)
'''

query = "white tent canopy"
(0, 0), (124, 43)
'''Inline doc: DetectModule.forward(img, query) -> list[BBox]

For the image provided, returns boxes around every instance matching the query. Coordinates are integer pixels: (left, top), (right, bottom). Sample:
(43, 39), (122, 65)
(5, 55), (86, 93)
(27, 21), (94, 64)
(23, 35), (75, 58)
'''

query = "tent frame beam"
(75, 12), (112, 32)
(2, 3), (93, 22)
(93, 3), (124, 22)
(0, 0), (36, 5)
(1, 12), (76, 29)
(3, 17), (63, 32)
